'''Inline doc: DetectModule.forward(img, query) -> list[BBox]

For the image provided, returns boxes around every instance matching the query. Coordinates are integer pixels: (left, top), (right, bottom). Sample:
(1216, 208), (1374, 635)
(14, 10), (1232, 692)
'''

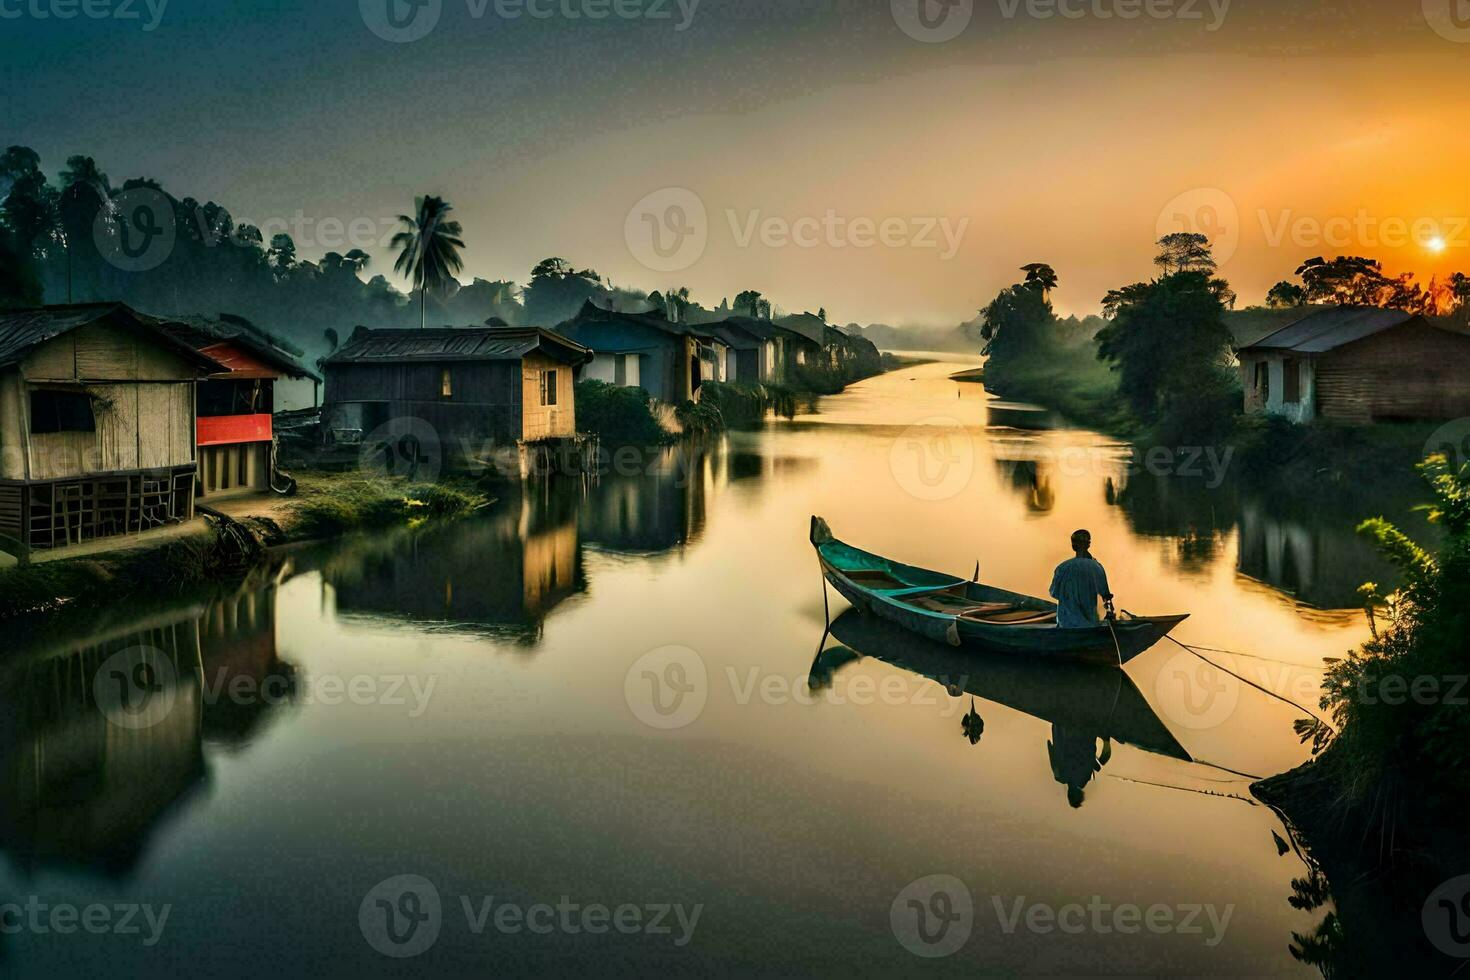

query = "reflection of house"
(0, 611), (206, 875)
(558, 302), (727, 402)
(152, 314), (318, 499)
(320, 326), (592, 453)
(579, 445), (709, 553)
(328, 487), (585, 642)
(1238, 307), (1470, 424)
(1236, 498), (1394, 609)
(0, 304), (224, 562)
(198, 587), (296, 746)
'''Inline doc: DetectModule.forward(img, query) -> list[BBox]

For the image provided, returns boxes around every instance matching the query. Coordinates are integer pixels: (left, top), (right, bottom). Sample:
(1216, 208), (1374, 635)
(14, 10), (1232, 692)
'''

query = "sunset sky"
(11, 0), (1470, 325)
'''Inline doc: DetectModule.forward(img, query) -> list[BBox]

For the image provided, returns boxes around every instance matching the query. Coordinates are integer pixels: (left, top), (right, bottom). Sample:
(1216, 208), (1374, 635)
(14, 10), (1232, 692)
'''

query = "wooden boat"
(811, 517), (1188, 666)
(815, 610), (1191, 762)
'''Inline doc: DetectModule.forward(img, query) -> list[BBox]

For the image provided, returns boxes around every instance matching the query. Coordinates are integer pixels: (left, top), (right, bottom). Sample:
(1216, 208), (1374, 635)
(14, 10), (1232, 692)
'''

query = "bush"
(1314, 456), (1470, 812)
(575, 380), (669, 447)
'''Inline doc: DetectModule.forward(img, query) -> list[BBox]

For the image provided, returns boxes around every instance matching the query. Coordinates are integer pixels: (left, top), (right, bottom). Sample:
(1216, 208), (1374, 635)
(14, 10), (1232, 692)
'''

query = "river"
(2, 355), (1414, 976)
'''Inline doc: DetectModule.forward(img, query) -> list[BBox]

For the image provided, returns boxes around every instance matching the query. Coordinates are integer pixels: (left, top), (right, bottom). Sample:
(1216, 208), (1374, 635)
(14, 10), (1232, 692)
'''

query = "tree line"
(0, 146), (850, 357)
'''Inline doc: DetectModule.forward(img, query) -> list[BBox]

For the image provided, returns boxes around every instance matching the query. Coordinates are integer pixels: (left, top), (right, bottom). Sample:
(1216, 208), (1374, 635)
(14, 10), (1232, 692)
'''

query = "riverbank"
(0, 471), (488, 621)
(984, 350), (1441, 501)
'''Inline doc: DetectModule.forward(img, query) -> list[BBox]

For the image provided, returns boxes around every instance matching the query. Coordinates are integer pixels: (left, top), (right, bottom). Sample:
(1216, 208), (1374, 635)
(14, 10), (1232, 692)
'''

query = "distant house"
(557, 302), (728, 402)
(0, 303), (225, 562)
(773, 313), (826, 369)
(707, 317), (777, 384)
(320, 326), (592, 465)
(152, 314), (318, 500)
(1237, 306), (1470, 424)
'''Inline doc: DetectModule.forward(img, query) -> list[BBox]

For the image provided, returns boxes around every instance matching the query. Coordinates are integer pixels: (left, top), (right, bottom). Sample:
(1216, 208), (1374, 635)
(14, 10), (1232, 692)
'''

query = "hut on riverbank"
(320, 325), (593, 476)
(0, 303), (225, 563)
(1237, 306), (1470, 424)
(150, 313), (319, 500)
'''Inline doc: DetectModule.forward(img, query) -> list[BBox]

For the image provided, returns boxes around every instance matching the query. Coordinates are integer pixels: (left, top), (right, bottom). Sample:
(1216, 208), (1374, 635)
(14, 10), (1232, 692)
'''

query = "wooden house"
(558, 302), (728, 402)
(0, 304), (224, 562)
(1238, 306), (1470, 424)
(151, 314), (319, 500)
(320, 325), (592, 458)
(707, 317), (778, 384)
(773, 313), (827, 370)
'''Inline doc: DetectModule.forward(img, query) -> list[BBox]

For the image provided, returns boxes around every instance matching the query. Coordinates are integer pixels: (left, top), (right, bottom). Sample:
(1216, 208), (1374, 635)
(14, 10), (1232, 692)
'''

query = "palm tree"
(391, 196), (465, 329)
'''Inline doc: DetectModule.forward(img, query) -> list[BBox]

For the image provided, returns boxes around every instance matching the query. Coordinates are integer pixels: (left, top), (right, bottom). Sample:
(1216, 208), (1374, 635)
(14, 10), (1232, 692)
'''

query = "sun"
(1427, 236), (1448, 254)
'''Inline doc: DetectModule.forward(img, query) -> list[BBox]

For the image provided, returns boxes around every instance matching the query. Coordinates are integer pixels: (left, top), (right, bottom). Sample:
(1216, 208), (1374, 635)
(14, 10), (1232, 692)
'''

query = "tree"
(267, 234), (298, 277)
(734, 289), (771, 319)
(1154, 233), (1217, 277)
(391, 195), (466, 329)
(1021, 262), (1059, 296)
(0, 229), (42, 309)
(525, 257), (605, 325)
(57, 155), (110, 302)
(1295, 256), (1395, 306)
(0, 146), (58, 264)
(1266, 281), (1306, 309)
(1095, 270), (1235, 427)
(979, 277), (1054, 377)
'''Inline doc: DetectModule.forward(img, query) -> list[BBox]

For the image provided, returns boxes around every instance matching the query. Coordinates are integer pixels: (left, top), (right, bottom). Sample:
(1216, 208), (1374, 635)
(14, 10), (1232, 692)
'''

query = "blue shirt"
(1049, 557), (1112, 629)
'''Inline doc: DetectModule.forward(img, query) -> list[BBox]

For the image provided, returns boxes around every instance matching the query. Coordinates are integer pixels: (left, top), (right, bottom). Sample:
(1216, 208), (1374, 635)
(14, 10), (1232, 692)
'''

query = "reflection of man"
(1049, 529), (1114, 628)
(1048, 726), (1112, 809)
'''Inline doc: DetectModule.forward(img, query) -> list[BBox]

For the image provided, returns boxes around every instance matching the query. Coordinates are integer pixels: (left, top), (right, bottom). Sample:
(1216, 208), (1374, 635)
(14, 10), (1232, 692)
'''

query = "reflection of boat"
(811, 517), (1188, 665)
(817, 611), (1191, 762)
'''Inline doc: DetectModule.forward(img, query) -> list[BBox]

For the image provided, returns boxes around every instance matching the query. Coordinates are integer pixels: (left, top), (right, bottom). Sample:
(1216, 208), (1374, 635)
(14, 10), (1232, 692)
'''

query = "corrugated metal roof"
(0, 303), (226, 371)
(325, 327), (589, 366)
(1240, 306), (1416, 354)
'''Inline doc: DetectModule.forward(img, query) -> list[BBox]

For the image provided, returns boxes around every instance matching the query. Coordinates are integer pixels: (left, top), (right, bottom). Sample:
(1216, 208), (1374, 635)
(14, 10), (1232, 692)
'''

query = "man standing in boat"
(1049, 530), (1115, 628)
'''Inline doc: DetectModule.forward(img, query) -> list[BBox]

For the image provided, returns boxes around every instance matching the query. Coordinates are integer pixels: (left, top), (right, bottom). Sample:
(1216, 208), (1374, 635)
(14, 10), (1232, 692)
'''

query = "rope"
(1119, 609), (1338, 733)
(1160, 632), (1339, 734)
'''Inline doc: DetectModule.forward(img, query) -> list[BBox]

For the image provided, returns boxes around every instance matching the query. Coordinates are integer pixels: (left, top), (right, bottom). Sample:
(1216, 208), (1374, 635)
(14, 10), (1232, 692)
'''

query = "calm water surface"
(4, 357), (1405, 976)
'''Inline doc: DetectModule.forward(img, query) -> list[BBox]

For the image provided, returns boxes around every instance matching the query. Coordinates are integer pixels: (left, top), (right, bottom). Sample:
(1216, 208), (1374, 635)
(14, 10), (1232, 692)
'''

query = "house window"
(1254, 361), (1270, 401)
(1283, 358), (1301, 404)
(30, 390), (96, 434)
(440, 368), (453, 399)
(540, 370), (558, 407)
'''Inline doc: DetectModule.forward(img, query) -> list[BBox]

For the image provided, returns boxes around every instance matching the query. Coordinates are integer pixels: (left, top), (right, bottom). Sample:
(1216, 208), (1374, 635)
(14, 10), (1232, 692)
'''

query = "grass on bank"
(287, 473), (488, 538)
